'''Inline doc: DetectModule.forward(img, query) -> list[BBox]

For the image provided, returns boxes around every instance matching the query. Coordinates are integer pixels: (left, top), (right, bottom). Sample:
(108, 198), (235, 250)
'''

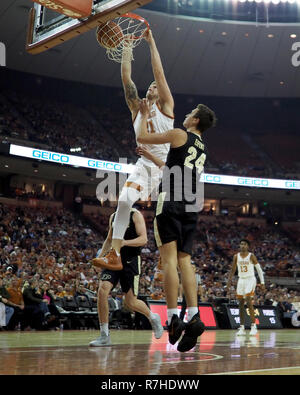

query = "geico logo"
(285, 181), (300, 189)
(88, 159), (122, 171)
(204, 175), (221, 183)
(237, 178), (268, 186)
(36, 1), (82, 18)
(32, 150), (69, 163)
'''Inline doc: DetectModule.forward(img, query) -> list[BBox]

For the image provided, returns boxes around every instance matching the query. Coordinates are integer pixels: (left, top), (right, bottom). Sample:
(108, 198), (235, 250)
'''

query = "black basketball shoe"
(177, 313), (205, 352)
(168, 314), (185, 345)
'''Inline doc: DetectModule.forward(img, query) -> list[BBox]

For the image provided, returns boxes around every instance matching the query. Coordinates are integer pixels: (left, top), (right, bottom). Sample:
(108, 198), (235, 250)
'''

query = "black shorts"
(154, 197), (198, 256)
(100, 255), (141, 295)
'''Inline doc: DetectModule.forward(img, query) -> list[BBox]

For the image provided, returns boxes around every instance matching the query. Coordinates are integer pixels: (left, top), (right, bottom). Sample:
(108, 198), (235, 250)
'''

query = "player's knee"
(98, 285), (110, 299)
(161, 258), (176, 271)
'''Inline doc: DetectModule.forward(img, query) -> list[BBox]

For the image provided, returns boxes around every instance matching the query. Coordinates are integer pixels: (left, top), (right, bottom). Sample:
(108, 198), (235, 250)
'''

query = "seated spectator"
(63, 283), (74, 300)
(41, 281), (61, 328)
(55, 285), (67, 299)
(22, 278), (52, 330)
(108, 291), (123, 328)
(74, 283), (89, 302)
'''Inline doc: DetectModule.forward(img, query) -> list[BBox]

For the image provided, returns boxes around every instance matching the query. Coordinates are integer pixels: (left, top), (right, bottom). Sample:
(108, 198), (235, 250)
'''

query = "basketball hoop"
(96, 13), (150, 63)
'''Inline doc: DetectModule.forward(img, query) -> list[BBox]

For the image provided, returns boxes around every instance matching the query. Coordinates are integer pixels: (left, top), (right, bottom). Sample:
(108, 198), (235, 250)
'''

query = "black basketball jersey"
(111, 209), (141, 262)
(160, 131), (206, 204)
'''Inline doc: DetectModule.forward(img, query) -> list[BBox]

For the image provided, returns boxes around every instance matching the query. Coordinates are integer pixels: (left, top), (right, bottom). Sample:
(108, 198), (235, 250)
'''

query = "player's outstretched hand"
(143, 29), (153, 43)
(139, 98), (150, 116)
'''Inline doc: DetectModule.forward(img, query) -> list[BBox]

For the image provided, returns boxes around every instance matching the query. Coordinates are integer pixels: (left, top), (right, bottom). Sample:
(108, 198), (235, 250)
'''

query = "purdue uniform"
(127, 102), (174, 199)
(100, 209), (141, 295)
(154, 131), (206, 255)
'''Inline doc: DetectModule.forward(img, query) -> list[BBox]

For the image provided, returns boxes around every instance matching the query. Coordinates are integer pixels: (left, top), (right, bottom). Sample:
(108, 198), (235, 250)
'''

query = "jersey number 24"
(184, 147), (206, 174)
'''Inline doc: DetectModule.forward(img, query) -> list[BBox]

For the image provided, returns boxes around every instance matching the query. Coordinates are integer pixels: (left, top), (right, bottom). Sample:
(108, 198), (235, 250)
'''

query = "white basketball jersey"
(237, 252), (255, 279)
(133, 102), (174, 167)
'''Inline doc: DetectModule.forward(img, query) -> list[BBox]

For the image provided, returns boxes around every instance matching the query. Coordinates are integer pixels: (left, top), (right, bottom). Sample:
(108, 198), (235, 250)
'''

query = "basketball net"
(97, 13), (149, 63)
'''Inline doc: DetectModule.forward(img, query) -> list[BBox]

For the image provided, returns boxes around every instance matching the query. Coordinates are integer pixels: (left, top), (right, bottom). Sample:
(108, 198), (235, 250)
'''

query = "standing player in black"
(136, 99), (216, 352)
(90, 208), (163, 346)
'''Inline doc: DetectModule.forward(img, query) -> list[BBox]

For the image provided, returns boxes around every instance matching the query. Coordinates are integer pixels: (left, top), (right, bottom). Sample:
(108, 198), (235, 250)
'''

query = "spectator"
(22, 278), (51, 330)
(41, 281), (61, 328)
(0, 276), (15, 329)
(6, 276), (25, 330)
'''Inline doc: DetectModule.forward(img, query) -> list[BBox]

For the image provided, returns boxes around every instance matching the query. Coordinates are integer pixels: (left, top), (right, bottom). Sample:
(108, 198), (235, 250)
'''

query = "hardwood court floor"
(0, 329), (300, 375)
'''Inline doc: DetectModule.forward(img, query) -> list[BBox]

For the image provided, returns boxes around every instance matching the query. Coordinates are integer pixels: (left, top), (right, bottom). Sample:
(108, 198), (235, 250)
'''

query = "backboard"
(26, 0), (152, 54)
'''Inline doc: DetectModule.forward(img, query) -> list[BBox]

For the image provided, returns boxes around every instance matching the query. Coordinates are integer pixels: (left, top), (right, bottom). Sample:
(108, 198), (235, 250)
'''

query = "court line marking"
(153, 353), (223, 364)
(206, 365), (300, 375)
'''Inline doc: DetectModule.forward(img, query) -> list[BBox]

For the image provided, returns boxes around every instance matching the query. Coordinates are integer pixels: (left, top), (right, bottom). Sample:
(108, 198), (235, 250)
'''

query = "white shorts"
(125, 158), (162, 200)
(236, 277), (256, 299)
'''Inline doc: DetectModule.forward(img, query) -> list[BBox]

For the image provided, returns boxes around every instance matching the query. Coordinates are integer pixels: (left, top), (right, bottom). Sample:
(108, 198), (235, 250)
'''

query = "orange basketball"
(96, 21), (124, 49)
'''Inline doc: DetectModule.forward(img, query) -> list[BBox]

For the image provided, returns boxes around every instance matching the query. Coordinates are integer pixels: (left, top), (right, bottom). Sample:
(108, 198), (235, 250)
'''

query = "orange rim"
(120, 12), (150, 40)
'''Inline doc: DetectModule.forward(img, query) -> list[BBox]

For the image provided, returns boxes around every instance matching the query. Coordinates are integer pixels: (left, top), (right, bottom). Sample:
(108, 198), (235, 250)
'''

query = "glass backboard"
(26, 0), (152, 54)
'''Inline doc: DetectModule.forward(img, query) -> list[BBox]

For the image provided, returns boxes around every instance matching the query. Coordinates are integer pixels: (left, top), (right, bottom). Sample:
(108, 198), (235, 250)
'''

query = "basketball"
(96, 21), (124, 49)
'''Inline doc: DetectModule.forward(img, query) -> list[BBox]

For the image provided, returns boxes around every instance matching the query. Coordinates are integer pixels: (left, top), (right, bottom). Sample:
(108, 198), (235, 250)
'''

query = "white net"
(96, 13), (149, 63)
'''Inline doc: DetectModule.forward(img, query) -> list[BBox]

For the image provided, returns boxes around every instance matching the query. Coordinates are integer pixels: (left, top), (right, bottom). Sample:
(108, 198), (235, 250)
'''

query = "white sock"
(100, 323), (109, 336)
(167, 309), (178, 325)
(240, 325), (245, 329)
(112, 187), (141, 240)
(149, 312), (156, 321)
(251, 323), (256, 328)
(187, 307), (198, 322)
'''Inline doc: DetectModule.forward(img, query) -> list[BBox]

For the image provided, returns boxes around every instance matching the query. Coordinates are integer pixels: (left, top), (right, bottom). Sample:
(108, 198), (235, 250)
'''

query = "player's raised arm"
(121, 43), (140, 119)
(144, 30), (174, 117)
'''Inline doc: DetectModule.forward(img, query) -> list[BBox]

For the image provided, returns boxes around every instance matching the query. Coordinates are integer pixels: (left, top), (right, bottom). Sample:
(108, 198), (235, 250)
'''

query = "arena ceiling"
(0, 0), (300, 98)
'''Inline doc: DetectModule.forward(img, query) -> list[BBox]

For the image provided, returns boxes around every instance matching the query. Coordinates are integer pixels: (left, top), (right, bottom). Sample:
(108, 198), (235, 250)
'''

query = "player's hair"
(240, 239), (250, 247)
(194, 104), (217, 132)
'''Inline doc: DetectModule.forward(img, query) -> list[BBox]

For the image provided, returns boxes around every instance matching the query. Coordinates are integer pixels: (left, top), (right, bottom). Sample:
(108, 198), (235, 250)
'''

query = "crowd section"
(0, 88), (299, 179)
(1, 90), (119, 162)
(0, 202), (299, 331)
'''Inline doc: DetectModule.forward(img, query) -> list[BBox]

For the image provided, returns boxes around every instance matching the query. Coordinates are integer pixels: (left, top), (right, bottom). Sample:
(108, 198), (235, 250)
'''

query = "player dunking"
(227, 239), (265, 336)
(137, 99), (217, 352)
(90, 208), (163, 346)
(93, 30), (174, 270)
